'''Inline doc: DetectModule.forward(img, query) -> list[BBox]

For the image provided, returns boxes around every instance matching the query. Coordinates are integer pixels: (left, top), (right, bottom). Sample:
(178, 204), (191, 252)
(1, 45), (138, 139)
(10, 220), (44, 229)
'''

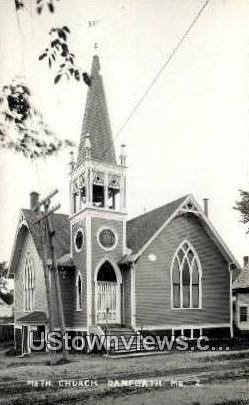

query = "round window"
(98, 229), (116, 250)
(75, 229), (84, 251)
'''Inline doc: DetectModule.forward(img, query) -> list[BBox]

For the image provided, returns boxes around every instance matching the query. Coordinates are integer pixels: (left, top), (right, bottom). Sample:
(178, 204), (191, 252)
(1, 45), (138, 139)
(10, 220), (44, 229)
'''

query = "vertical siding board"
(135, 215), (230, 327)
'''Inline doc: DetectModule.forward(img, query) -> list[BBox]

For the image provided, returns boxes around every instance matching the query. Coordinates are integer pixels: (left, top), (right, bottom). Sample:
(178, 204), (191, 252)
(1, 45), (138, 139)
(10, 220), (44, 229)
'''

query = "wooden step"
(97, 325), (144, 356)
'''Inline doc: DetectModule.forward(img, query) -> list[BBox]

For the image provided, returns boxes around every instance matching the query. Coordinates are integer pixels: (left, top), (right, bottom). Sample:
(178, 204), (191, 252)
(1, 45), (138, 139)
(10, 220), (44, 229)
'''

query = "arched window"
(97, 261), (117, 282)
(171, 241), (202, 309)
(24, 254), (35, 311)
(76, 273), (82, 311)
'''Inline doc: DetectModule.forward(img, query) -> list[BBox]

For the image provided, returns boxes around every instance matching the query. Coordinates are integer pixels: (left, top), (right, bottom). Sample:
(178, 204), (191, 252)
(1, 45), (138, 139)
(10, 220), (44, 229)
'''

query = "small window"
(240, 306), (248, 322)
(98, 228), (117, 250)
(183, 329), (191, 338)
(75, 229), (84, 252)
(174, 330), (181, 339)
(193, 329), (201, 339)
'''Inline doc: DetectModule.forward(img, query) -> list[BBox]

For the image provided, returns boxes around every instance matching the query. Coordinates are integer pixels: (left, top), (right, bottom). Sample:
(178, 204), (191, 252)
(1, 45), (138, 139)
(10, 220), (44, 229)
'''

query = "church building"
(9, 55), (239, 354)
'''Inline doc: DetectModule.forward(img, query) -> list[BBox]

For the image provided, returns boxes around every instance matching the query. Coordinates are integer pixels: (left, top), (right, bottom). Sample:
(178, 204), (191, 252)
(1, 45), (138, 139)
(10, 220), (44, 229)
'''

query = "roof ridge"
(128, 195), (188, 223)
(126, 195), (188, 256)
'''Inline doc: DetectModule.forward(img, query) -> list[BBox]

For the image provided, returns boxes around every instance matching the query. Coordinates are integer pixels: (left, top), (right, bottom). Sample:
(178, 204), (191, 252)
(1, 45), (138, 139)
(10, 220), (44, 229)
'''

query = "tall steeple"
(76, 55), (116, 168)
(69, 54), (127, 217)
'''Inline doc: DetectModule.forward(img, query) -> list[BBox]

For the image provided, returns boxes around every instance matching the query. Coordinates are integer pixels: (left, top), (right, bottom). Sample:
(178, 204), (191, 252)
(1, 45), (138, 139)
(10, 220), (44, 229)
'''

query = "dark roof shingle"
(22, 209), (70, 259)
(126, 196), (187, 255)
(233, 266), (249, 290)
(77, 55), (116, 167)
(17, 311), (47, 323)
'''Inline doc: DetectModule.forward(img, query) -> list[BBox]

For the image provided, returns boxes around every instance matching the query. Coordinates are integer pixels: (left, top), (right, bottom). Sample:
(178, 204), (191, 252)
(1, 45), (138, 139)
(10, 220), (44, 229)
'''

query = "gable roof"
(233, 266), (249, 290)
(9, 195), (239, 274)
(125, 194), (239, 268)
(127, 196), (187, 255)
(76, 55), (116, 168)
(8, 209), (70, 275)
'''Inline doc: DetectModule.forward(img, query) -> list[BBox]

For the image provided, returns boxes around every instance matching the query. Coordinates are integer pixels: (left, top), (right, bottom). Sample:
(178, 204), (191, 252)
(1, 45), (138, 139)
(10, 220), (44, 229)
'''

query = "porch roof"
(16, 311), (47, 323)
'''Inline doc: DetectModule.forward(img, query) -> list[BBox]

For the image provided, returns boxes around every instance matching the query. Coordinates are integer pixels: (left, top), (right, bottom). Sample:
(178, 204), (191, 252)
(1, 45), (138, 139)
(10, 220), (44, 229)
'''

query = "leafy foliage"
(234, 190), (249, 232)
(8, 0), (90, 159)
(14, 0), (24, 11)
(39, 26), (91, 86)
(0, 262), (8, 291)
(0, 78), (75, 159)
(0, 262), (13, 305)
(15, 0), (91, 86)
(15, 0), (60, 14)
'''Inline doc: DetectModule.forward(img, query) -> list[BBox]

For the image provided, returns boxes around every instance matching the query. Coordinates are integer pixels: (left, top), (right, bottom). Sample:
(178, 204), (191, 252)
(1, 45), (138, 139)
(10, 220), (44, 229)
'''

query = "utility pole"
(33, 189), (69, 363)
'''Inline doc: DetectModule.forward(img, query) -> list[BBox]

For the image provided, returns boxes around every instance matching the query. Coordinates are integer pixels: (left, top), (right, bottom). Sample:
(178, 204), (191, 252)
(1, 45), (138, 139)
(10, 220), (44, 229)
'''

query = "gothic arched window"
(24, 253), (35, 311)
(76, 273), (82, 311)
(171, 241), (202, 309)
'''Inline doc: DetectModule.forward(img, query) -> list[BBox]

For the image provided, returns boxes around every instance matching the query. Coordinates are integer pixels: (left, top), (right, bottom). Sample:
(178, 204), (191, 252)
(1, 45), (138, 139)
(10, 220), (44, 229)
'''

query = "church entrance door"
(95, 261), (121, 324)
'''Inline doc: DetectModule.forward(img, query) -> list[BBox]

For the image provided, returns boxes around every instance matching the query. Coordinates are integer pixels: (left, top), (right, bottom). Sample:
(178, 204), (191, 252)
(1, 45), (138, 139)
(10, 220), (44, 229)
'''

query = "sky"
(0, 0), (248, 265)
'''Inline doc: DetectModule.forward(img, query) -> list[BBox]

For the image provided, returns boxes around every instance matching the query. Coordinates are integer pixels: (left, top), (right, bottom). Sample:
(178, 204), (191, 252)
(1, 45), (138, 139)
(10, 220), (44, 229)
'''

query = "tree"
(15, 0), (91, 86)
(0, 79), (74, 158)
(0, 262), (13, 305)
(1, 0), (90, 159)
(234, 190), (249, 232)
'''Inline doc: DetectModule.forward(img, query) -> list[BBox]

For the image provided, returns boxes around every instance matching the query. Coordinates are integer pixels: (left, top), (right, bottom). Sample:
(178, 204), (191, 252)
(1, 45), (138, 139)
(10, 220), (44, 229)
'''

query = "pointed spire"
(76, 55), (116, 167)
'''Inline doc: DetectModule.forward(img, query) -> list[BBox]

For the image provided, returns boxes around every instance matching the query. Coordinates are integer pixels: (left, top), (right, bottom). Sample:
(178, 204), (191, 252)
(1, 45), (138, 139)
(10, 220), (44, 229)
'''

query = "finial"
(69, 150), (75, 172)
(119, 144), (127, 166)
(94, 42), (98, 50)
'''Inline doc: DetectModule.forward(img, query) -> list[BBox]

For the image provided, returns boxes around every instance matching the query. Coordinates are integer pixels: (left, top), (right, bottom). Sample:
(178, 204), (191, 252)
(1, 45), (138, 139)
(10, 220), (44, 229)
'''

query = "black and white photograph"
(0, 0), (248, 403)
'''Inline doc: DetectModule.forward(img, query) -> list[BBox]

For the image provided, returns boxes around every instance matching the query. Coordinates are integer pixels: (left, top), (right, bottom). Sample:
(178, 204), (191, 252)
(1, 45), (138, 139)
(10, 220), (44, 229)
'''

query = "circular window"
(75, 229), (84, 252)
(98, 228), (117, 250)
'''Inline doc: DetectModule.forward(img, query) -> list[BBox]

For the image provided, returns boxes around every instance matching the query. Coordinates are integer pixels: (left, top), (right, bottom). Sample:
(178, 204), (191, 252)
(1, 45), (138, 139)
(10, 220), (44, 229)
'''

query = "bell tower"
(69, 55), (127, 217)
(69, 54), (127, 328)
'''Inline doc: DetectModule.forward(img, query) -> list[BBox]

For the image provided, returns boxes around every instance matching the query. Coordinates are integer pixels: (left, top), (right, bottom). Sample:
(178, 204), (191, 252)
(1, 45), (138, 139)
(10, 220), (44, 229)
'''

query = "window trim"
(97, 227), (118, 251)
(170, 240), (202, 310)
(76, 272), (83, 311)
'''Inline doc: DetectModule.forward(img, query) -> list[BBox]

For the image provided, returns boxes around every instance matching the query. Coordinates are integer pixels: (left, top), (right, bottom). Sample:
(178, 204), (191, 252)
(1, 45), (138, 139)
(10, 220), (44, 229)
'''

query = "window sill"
(76, 309), (82, 312)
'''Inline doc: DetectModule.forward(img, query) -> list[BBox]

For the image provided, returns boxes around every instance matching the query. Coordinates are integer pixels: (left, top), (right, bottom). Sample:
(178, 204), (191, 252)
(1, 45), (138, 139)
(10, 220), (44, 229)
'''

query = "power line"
(100, 0), (211, 160)
(115, 0), (211, 139)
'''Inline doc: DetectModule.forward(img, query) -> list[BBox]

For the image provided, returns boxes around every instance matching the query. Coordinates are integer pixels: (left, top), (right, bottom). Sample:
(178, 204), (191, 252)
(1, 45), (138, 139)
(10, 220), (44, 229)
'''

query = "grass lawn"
(0, 346), (249, 404)
(91, 379), (249, 405)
